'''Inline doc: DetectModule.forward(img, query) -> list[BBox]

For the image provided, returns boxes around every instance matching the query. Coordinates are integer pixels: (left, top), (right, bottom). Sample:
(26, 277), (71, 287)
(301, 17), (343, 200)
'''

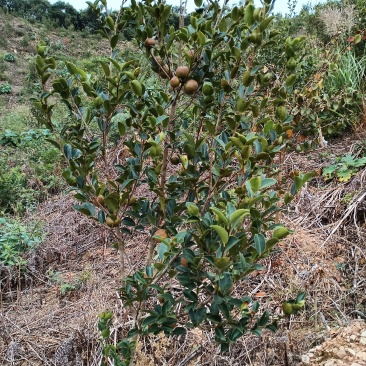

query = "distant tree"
(49, 1), (79, 28)
(26, 0), (51, 22)
(79, 6), (100, 32)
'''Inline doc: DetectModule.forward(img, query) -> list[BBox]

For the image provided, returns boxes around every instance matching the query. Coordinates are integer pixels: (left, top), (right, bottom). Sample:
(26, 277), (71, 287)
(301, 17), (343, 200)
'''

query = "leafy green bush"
(4, 53), (16, 62)
(0, 83), (12, 94)
(0, 166), (30, 213)
(34, 0), (311, 362)
(0, 218), (43, 267)
(0, 128), (63, 214)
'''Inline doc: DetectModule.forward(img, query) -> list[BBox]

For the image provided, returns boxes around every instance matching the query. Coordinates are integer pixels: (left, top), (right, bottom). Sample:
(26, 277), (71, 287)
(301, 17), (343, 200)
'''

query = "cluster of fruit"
(93, 194), (137, 227)
(144, 37), (200, 95)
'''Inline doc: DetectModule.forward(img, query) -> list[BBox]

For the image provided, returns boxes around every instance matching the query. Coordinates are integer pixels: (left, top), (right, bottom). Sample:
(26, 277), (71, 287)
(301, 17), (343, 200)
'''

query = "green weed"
(0, 83), (11, 94)
(0, 217), (43, 267)
(323, 154), (366, 182)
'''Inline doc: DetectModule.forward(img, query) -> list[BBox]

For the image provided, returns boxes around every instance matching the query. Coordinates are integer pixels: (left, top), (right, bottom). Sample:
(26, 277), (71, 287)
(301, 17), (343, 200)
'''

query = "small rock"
(301, 355), (311, 364)
(324, 360), (336, 366)
(350, 335), (357, 341)
(360, 330), (366, 337)
(308, 353), (314, 357)
(347, 348), (356, 356)
(356, 352), (366, 361)
(360, 337), (366, 345)
(335, 348), (347, 359)
(351, 363), (363, 366)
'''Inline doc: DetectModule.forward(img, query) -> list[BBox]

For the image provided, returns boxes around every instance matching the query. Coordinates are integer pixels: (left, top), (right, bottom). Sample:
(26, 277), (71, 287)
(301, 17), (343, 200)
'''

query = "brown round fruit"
(144, 38), (156, 48)
(175, 66), (189, 79)
(180, 257), (188, 267)
(155, 229), (167, 240)
(170, 155), (180, 165)
(186, 49), (196, 59)
(184, 79), (198, 95)
(170, 76), (180, 89)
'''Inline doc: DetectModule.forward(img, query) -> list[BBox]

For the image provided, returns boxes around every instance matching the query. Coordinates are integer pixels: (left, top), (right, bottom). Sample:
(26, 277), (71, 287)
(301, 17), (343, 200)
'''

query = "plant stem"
(160, 100), (177, 191)
(115, 226), (126, 286)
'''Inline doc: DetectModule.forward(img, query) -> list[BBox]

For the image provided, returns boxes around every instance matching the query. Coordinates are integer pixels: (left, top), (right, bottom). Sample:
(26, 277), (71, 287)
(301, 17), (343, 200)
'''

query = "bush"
(4, 53), (16, 62)
(0, 128), (63, 214)
(0, 83), (12, 94)
(0, 217), (43, 267)
(34, 0), (310, 362)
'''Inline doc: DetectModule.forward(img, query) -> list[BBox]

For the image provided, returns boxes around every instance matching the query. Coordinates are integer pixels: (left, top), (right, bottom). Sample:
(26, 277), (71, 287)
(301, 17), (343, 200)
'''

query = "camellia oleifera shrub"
(34, 0), (312, 363)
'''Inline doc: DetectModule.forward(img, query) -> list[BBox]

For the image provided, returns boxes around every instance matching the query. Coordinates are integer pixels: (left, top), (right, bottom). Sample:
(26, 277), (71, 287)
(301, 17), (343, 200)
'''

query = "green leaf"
(154, 262), (164, 271)
(73, 203), (95, 217)
(250, 176), (262, 193)
(156, 115), (169, 126)
(197, 31), (206, 46)
(296, 292), (306, 302)
(260, 178), (277, 190)
(355, 34), (362, 44)
(66, 61), (78, 75)
(172, 327), (187, 336)
(272, 226), (289, 239)
(110, 34), (119, 49)
(337, 169), (352, 182)
(215, 326), (225, 342)
(218, 18), (227, 32)
(105, 196), (119, 213)
(253, 234), (266, 255)
(210, 207), (229, 226)
(218, 272), (232, 294)
(259, 16), (274, 31)
(258, 310), (269, 326)
(142, 316), (157, 327)
(210, 225), (229, 245)
(161, 5), (171, 21)
(265, 237), (278, 250)
(285, 74), (297, 88)
(106, 16), (115, 31)
(229, 209), (249, 228)
(158, 243), (169, 260)
(107, 57), (121, 71)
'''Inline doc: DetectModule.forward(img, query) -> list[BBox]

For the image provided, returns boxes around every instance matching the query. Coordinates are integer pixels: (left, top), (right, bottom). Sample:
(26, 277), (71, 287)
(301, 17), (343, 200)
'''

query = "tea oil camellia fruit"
(154, 229), (168, 240)
(175, 66), (189, 79)
(184, 79), (198, 95)
(144, 38), (156, 48)
(170, 76), (180, 89)
(202, 82), (214, 96)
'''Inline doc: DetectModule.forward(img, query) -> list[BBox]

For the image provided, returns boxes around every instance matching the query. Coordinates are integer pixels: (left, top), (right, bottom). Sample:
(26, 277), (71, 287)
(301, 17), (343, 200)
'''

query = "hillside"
(1, 2), (366, 366)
